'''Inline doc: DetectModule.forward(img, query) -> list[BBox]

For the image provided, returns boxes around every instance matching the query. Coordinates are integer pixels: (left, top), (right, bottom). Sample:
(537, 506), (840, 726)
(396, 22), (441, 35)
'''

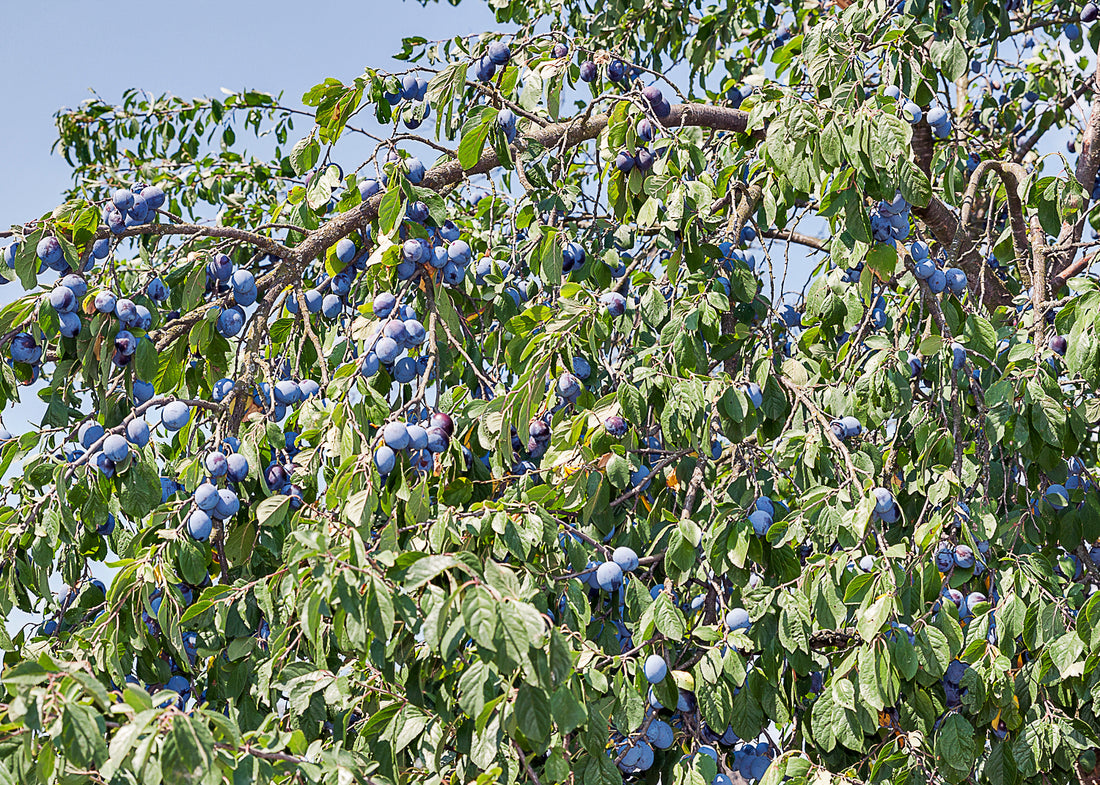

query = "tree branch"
(959, 160), (1032, 288)
(914, 195), (1011, 309)
(291, 103), (752, 264)
(1052, 252), (1095, 289)
(97, 222), (294, 261)
(761, 228), (828, 251)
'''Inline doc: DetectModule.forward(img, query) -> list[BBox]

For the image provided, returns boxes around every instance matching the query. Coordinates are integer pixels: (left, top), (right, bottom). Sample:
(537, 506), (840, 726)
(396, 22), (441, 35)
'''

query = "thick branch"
(723, 185), (762, 375)
(911, 120), (934, 177)
(1029, 214), (1049, 344)
(914, 196), (1011, 309)
(910, 125), (1012, 309)
(1051, 60), (1100, 285)
(1076, 101), (1100, 193)
(293, 103), (752, 263)
(99, 222), (295, 261)
(1052, 252), (1094, 289)
(959, 160), (1032, 288)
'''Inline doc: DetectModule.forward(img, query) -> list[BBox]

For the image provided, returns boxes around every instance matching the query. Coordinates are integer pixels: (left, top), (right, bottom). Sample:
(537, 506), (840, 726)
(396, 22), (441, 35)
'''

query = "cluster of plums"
(474, 41), (512, 82)
(75, 411), (151, 477)
(360, 294), (429, 380)
(580, 545), (639, 592)
(373, 411), (454, 477)
(934, 538), (994, 624)
(1041, 456), (1094, 515)
(400, 228), (474, 288)
(205, 252), (266, 334)
(615, 147), (655, 174)
(884, 85), (924, 126)
(910, 240), (968, 296)
(748, 494), (786, 537)
(3, 183), (177, 395)
(925, 105), (954, 139)
(4, 222), (168, 384)
(106, 184), (166, 235)
(185, 446), (250, 542)
(384, 72), (431, 130)
(869, 193), (911, 245)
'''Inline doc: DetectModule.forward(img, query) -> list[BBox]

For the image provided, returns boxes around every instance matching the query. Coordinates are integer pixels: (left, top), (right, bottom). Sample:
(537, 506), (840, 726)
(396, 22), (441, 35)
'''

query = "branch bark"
(959, 160), (1032, 288)
(98, 221), (294, 261)
(723, 184), (762, 375)
(293, 103), (753, 264)
(1049, 59), (1100, 288)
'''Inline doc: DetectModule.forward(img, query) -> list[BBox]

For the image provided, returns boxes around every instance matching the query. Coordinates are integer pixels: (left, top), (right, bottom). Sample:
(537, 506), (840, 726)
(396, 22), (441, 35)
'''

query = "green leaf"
(497, 597), (538, 664)
(177, 538), (208, 585)
(378, 187), (405, 237)
(983, 742), (1018, 785)
(873, 114), (912, 162)
(652, 592), (685, 641)
(119, 448), (162, 519)
(14, 232), (40, 290)
(640, 286), (669, 327)
(696, 673), (733, 731)
(425, 61), (468, 138)
(551, 685), (588, 733)
(367, 576), (396, 640)
(1029, 386), (1066, 447)
(162, 714), (219, 785)
(306, 164), (342, 211)
(103, 710), (157, 779)
(935, 714), (976, 781)
(898, 157), (931, 208)
(536, 228), (563, 285)
(778, 592), (812, 654)
(855, 594), (892, 642)
(930, 34), (968, 82)
(59, 704), (107, 768)
(516, 683), (552, 744)
(459, 109), (499, 170)
(290, 136), (320, 176)
(605, 454), (631, 488)
(917, 624), (952, 677)
(257, 495), (291, 528)
(463, 586), (498, 650)
(962, 314), (997, 361)
(403, 554), (459, 589)
(1049, 632), (1085, 677)
(857, 645), (885, 712)
(390, 704), (428, 753)
(135, 337), (159, 382)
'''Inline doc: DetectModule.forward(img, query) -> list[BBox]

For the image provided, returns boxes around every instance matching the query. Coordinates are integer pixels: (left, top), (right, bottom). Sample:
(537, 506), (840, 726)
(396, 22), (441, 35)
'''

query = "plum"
(161, 401), (191, 431)
(187, 510), (213, 541)
(725, 607), (751, 631)
(643, 654), (667, 683)
(126, 418), (150, 447)
(487, 41), (511, 66)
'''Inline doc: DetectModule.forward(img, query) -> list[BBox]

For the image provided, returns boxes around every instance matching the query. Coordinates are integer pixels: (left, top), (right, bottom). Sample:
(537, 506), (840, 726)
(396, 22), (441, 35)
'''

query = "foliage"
(0, 0), (1100, 782)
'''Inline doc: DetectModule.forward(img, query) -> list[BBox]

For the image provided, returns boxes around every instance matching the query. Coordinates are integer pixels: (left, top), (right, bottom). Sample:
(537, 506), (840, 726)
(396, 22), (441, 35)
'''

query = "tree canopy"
(2, 0), (1100, 782)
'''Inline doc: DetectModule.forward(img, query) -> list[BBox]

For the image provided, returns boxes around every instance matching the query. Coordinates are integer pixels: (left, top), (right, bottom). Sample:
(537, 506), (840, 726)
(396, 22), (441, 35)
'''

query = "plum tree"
(3, 0), (1100, 782)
